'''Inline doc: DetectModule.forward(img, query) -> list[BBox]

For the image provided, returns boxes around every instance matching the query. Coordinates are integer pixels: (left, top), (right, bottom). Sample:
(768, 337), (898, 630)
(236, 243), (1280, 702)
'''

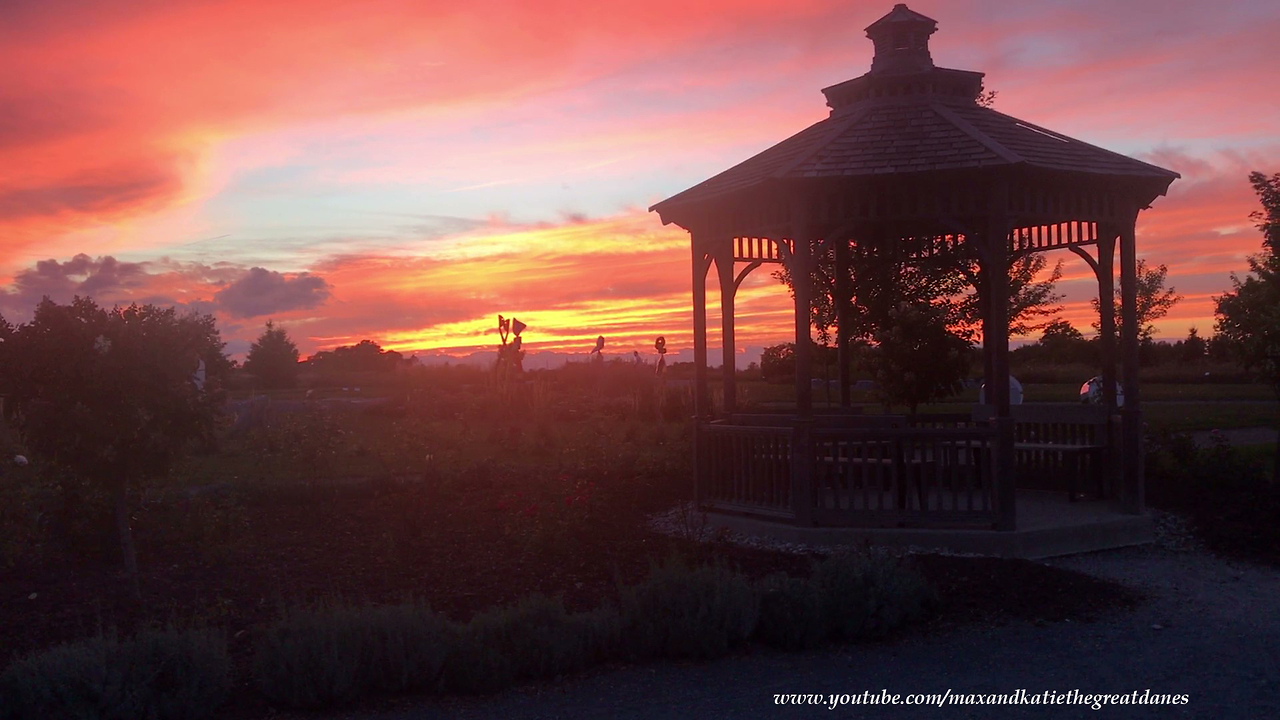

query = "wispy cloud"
(1, 0), (1276, 352)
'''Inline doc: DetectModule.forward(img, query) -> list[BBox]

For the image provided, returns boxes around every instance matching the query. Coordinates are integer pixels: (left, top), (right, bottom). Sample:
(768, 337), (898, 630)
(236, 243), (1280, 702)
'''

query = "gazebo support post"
(689, 240), (711, 508)
(835, 237), (853, 407)
(691, 242), (710, 417)
(1096, 228), (1120, 412)
(983, 212), (1016, 531)
(977, 276), (995, 400)
(789, 216), (816, 527)
(716, 249), (737, 416)
(691, 241), (711, 508)
(1118, 212), (1144, 514)
(1095, 228), (1122, 500)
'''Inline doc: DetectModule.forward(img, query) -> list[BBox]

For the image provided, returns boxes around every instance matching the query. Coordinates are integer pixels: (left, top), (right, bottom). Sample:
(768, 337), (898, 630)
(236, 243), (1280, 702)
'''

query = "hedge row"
(1, 552), (933, 717)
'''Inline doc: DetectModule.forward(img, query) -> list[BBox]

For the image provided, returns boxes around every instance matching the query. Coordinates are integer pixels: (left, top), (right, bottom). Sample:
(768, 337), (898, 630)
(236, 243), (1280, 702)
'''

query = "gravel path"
(333, 544), (1280, 720)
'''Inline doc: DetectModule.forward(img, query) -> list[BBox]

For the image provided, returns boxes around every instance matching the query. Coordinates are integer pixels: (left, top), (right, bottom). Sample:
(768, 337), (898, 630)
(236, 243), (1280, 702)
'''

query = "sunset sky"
(2, 0), (1277, 363)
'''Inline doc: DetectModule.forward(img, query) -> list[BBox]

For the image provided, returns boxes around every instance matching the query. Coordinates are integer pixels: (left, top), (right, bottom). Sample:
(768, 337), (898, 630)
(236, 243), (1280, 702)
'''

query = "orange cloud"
(304, 211), (795, 356)
(2, 0), (1278, 358)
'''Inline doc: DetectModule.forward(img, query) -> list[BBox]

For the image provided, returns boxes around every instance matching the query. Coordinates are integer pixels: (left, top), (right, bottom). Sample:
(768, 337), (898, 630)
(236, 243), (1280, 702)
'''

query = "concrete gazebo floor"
(704, 491), (1153, 560)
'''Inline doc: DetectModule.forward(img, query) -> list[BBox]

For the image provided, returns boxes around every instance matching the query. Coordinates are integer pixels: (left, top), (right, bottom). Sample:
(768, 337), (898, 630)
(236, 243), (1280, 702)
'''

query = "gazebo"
(650, 5), (1178, 541)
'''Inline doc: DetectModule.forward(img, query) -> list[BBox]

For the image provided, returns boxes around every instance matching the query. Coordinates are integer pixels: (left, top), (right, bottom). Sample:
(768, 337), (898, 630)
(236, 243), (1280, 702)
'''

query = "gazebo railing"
(697, 420), (1000, 528)
(809, 426), (997, 527)
(700, 423), (795, 518)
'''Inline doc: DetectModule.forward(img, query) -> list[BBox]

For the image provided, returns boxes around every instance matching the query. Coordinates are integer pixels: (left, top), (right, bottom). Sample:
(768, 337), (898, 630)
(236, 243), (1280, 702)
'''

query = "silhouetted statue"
(654, 336), (667, 377)
(590, 335), (604, 365)
(496, 315), (527, 381)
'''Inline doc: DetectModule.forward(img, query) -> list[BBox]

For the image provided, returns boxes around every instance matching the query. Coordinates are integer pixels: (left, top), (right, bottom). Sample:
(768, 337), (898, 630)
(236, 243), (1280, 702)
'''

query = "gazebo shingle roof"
(652, 101), (1177, 212)
(651, 4), (1177, 216)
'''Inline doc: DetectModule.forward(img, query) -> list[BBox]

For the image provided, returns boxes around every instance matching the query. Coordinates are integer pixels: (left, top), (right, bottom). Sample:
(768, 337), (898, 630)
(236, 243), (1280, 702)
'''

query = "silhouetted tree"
(760, 343), (795, 383)
(866, 302), (971, 414)
(776, 247), (1063, 350)
(1091, 259), (1182, 342)
(243, 320), (300, 389)
(1214, 171), (1280, 480)
(1248, 170), (1280, 254)
(0, 298), (228, 592)
(1180, 327), (1207, 363)
(1039, 318), (1084, 346)
(773, 248), (967, 348)
(1206, 334), (1233, 363)
(958, 253), (1065, 338)
(308, 339), (402, 374)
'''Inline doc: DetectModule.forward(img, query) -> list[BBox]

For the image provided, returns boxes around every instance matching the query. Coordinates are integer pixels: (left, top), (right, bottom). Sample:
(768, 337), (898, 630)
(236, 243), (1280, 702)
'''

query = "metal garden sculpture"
(496, 315), (526, 382)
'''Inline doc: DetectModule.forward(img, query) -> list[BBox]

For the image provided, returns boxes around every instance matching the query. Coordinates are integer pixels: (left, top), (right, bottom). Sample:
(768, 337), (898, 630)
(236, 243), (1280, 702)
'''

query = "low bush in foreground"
(0, 627), (230, 720)
(252, 601), (450, 709)
(813, 552), (935, 641)
(447, 595), (618, 693)
(5, 551), (938, 714)
(620, 558), (759, 661)
(754, 573), (826, 650)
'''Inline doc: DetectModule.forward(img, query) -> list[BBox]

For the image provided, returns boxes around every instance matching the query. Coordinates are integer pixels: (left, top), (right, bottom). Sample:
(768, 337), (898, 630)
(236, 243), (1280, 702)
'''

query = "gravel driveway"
(331, 545), (1279, 720)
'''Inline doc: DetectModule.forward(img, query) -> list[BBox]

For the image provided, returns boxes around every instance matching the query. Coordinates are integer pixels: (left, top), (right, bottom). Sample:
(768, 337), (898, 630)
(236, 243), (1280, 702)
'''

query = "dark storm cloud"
(212, 267), (332, 318)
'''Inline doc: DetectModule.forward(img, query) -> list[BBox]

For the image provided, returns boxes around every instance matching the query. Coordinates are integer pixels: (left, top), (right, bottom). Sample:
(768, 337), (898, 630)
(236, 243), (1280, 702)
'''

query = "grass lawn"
(1141, 403), (1278, 433)
(738, 380), (1276, 432)
(1237, 442), (1278, 479)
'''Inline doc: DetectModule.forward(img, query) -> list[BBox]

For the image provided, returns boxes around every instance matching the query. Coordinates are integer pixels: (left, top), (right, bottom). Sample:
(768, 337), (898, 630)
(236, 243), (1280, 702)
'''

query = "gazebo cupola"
(824, 5), (984, 114)
(649, 4), (1179, 536)
(866, 3), (937, 74)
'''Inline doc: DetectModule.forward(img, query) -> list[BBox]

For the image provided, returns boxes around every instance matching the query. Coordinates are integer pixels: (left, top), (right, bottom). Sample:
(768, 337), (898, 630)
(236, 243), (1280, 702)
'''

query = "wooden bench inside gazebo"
(649, 5), (1178, 552)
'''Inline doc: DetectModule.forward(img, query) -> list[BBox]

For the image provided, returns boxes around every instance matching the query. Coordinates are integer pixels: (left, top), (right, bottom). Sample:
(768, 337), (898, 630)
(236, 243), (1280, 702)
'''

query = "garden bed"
(1, 472), (1140, 718)
(1, 380), (1144, 718)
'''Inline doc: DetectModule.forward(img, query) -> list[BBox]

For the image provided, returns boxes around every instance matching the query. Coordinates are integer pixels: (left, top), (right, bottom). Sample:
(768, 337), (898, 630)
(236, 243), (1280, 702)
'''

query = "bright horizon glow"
(2, 0), (1277, 360)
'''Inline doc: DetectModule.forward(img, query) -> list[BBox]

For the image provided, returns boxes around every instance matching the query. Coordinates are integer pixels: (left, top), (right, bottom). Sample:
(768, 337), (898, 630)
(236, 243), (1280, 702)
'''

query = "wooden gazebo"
(650, 4), (1178, 532)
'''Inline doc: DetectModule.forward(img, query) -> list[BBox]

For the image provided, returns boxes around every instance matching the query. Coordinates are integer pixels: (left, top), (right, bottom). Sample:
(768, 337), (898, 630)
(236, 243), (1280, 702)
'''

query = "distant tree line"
(239, 324), (409, 390)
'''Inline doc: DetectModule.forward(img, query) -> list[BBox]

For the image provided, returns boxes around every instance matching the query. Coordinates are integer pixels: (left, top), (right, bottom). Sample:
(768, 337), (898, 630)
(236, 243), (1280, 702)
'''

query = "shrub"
(1146, 430), (1280, 564)
(0, 464), (47, 568)
(619, 558), (758, 661)
(754, 573), (826, 650)
(446, 595), (616, 694)
(253, 601), (450, 709)
(812, 552), (934, 641)
(0, 627), (230, 720)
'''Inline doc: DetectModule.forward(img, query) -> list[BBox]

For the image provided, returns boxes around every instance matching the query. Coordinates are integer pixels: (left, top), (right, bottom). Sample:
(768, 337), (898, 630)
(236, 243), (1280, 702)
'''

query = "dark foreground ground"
(315, 546), (1277, 720)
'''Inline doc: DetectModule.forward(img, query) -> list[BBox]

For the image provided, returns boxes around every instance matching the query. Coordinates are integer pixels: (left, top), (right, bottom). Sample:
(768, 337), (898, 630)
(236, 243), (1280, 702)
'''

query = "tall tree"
(243, 320), (300, 389)
(772, 246), (966, 346)
(1091, 259), (1182, 342)
(1180, 327), (1207, 363)
(958, 253), (1066, 339)
(1249, 170), (1280, 253)
(0, 298), (228, 592)
(1214, 171), (1280, 481)
(865, 302), (971, 414)
(775, 246), (1064, 345)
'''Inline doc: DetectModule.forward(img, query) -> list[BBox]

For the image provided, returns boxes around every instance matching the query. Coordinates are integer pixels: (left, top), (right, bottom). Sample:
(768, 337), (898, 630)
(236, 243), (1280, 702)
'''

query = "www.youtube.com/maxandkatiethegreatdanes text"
(774, 689), (1190, 711)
